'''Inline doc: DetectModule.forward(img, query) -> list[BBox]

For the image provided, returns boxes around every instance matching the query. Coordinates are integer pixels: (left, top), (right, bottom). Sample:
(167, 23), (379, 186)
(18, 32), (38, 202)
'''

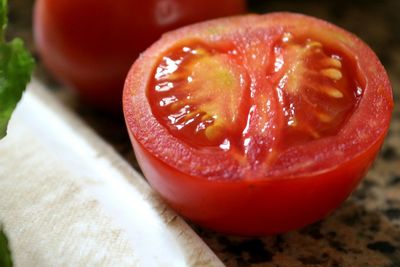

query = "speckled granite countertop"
(9, 0), (400, 266)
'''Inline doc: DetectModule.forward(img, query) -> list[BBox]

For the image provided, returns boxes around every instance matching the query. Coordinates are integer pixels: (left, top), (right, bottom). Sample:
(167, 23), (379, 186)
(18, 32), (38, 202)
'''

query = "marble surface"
(9, 0), (400, 266)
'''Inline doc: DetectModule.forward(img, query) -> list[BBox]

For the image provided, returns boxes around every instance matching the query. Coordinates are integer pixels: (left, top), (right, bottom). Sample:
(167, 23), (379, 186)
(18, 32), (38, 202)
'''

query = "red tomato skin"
(33, 0), (246, 111)
(123, 13), (393, 235)
(131, 133), (382, 235)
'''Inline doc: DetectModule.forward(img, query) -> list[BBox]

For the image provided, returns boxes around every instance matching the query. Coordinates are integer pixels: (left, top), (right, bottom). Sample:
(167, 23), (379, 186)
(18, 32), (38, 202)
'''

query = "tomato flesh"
(124, 13), (393, 235)
(148, 31), (362, 168)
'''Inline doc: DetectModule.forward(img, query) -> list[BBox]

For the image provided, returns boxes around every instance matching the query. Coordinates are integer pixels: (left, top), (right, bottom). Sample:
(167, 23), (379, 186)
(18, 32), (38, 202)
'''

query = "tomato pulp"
(33, 0), (246, 111)
(123, 13), (393, 235)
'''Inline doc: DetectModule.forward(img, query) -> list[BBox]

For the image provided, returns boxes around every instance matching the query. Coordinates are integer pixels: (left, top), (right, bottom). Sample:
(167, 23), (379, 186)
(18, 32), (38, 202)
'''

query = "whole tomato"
(33, 0), (246, 111)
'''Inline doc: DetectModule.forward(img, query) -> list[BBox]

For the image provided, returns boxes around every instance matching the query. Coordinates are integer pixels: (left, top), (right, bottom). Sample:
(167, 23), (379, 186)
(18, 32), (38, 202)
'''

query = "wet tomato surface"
(123, 13), (393, 235)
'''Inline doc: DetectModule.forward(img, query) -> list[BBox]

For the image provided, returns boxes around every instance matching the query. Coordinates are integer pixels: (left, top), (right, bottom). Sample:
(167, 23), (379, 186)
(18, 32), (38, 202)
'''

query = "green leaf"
(0, 0), (35, 139)
(0, 0), (6, 41)
(0, 226), (12, 267)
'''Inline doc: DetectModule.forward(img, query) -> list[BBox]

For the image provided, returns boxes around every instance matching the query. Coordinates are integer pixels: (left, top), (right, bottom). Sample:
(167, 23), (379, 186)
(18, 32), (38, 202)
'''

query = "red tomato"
(33, 0), (246, 111)
(123, 13), (393, 235)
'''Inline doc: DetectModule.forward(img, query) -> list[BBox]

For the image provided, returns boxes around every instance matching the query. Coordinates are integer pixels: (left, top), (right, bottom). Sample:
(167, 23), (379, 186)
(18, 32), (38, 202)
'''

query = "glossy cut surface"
(148, 36), (362, 160)
(124, 13), (393, 235)
(33, 0), (246, 111)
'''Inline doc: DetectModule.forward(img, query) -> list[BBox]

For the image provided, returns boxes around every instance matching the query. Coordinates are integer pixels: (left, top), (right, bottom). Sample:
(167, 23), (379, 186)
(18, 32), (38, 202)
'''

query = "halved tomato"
(123, 13), (393, 235)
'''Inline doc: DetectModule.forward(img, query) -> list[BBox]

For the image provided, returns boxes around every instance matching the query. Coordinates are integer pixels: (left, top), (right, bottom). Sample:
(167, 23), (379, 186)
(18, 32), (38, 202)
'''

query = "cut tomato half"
(123, 13), (393, 235)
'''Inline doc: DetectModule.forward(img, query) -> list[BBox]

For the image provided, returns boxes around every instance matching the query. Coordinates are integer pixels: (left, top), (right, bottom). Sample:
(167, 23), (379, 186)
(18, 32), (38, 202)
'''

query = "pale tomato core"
(148, 32), (362, 163)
